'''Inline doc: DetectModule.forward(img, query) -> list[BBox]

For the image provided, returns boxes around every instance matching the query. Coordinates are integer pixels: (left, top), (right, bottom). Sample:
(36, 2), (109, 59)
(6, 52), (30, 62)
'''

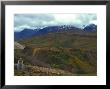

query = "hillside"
(14, 31), (97, 76)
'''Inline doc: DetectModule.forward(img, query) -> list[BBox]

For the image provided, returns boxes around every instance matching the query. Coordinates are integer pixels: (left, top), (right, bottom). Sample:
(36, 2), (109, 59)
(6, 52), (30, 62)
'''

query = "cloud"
(74, 14), (97, 28)
(14, 14), (55, 31)
(14, 14), (97, 31)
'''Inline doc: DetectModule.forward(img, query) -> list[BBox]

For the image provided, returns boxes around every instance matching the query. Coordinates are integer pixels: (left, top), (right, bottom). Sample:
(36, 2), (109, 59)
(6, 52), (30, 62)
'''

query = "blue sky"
(14, 14), (97, 32)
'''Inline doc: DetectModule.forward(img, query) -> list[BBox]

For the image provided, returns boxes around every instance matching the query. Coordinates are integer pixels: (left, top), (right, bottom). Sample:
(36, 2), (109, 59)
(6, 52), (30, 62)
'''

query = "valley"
(14, 30), (97, 76)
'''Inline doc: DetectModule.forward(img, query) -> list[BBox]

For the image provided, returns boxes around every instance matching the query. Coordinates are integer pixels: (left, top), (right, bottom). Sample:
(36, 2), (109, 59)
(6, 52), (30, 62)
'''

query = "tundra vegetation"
(14, 31), (97, 76)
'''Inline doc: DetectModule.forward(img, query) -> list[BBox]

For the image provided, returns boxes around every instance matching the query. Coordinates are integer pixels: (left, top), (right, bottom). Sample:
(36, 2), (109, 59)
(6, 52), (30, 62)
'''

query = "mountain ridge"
(14, 24), (97, 41)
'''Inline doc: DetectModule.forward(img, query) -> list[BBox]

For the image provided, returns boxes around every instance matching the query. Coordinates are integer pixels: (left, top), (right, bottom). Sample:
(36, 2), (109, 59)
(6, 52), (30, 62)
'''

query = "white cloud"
(54, 14), (77, 24)
(89, 20), (97, 25)
(14, 14), (97, 31)
(14, 24), (37, 32)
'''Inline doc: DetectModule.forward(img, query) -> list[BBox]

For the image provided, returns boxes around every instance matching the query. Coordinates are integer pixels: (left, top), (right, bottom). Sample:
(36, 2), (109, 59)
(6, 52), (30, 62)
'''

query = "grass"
(14, 31), (97, 76)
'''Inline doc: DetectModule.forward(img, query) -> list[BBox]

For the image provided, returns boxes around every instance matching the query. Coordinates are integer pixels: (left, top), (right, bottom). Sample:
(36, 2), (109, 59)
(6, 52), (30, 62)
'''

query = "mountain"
(14, 25), (83, 40)
(83, 24), (97, 32)
(14, 24), (97, 41)
(14, 29), (37, 40)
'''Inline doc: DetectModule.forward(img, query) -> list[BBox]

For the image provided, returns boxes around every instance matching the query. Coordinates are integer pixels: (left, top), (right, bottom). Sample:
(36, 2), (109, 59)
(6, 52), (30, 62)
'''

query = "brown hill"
(14, 31), (97, 76)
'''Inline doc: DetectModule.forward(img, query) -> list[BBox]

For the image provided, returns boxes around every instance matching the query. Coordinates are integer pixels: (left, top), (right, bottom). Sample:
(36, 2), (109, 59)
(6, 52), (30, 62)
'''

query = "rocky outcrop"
(14, 42), (25, 49)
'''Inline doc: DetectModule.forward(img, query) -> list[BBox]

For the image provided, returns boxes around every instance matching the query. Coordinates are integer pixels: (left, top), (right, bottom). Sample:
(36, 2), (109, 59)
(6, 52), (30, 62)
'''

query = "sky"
(14, 14), (97, 32)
